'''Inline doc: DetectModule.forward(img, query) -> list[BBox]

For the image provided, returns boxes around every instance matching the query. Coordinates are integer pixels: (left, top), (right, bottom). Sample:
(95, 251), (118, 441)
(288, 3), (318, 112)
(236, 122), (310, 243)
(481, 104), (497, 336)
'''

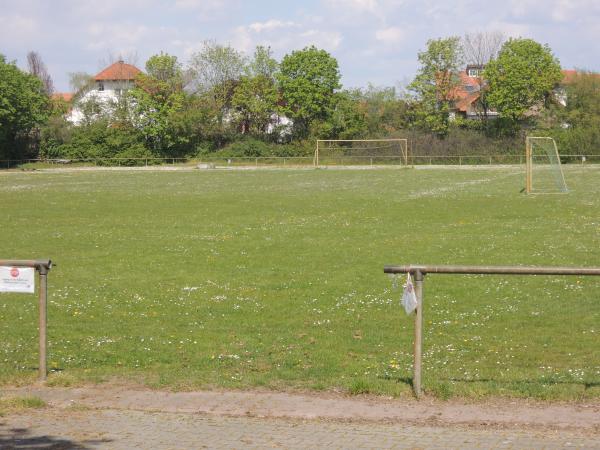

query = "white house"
(68, 60), (141, 124)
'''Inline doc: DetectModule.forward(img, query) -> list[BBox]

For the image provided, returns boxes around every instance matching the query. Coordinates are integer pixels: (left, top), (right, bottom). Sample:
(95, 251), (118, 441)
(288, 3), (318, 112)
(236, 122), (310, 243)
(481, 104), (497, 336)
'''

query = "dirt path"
(3, 409), (599, 449)
(2, 385), (600, 449)
(3, 385), (600, 431)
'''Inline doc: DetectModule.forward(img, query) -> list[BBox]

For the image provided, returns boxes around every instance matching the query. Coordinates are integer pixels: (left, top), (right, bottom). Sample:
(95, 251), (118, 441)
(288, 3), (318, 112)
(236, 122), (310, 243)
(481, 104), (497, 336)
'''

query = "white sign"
(0, 266), (35, 293)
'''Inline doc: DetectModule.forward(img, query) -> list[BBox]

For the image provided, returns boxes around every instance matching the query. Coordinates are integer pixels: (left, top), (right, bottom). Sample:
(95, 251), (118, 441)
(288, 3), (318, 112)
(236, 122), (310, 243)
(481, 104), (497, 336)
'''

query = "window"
(468, 68), (480, 77)
(98, 81), (104, 92)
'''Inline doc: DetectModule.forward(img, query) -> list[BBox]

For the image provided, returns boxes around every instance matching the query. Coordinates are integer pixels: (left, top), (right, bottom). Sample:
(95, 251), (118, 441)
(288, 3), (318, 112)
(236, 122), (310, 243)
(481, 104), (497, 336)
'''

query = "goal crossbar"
(315, 139), (409, 167)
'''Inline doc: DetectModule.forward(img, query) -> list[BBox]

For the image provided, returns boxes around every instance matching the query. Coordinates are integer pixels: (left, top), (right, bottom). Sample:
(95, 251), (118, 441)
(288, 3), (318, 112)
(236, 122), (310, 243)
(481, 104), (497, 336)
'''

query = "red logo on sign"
(10, 268), (20, 278)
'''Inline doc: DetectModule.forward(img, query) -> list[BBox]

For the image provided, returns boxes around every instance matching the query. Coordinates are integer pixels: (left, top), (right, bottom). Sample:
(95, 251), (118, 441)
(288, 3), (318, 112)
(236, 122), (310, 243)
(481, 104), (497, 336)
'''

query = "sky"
(2, 0), (600, 93)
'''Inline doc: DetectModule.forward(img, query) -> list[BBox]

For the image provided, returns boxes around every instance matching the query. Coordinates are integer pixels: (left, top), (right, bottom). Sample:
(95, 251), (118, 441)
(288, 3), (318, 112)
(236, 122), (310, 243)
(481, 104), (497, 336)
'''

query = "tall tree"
(27, 51), (54, 95)
(277, 45), (341, 137)
(145, 52), (183, 86)
(189, 41), (246, 109)
(408, 37), (463, 136)
(561, 71), (600, 128)
(129, 53), (185, 154)
(484, 38), (563, 123)
(0, 55), (49, 159)
(246, 45), (278, 79)
(230, 46), (280, 135)
(462, 32), (504, 68)
(69, 72), (94, 96)
(231, 74), (278, 134)
(356, 84), (410, 135)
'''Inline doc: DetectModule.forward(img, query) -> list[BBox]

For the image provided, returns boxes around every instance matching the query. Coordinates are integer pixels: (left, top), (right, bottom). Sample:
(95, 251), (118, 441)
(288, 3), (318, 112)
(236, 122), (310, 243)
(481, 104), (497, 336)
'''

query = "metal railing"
(1, 154), (599, 169)
(0, 259), (52, 381)
(383, 264), (600, 398)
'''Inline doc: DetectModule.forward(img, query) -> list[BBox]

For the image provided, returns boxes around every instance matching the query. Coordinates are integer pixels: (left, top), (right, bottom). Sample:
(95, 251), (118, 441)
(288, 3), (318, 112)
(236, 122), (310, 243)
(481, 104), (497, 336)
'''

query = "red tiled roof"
(448, 71), (482, 112)
(94, 61), (141, 81)
(561, 69), (600, 84)
(51, 92), (74, 102)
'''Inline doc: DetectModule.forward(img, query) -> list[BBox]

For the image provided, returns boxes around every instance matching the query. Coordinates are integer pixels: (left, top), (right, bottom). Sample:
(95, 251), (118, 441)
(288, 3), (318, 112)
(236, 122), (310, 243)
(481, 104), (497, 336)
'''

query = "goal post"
(525, 137), (568, 194)
(314, 139), (409, 167)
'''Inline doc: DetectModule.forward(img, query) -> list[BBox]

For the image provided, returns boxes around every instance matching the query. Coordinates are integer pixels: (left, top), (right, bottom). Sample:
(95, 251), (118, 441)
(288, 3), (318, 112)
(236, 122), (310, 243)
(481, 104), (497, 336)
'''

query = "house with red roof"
(68, 60), (142, 124)
(448, 65), (499, 121)
(448, 67), (599, 120)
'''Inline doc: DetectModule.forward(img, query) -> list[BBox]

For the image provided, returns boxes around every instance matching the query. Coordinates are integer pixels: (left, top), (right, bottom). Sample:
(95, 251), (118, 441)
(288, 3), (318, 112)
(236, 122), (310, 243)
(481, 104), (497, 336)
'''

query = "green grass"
(0, 166), (599, 400)
(0, 396), (46, 416)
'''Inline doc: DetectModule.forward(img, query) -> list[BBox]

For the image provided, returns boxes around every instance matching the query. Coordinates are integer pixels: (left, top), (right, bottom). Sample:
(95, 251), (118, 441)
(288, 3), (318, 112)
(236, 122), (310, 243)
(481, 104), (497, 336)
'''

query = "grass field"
(1, 166), (599, 400)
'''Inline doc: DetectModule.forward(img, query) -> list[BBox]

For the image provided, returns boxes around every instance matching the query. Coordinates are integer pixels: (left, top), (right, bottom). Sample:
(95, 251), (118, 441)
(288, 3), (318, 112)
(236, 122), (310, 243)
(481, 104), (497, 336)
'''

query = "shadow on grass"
(0, 423), (111, 449)
(446, 377), (600, 389)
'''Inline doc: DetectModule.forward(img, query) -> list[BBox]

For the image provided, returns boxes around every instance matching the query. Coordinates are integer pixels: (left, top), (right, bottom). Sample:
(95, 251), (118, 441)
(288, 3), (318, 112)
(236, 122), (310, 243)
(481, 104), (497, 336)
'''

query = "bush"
(112, 144), (159, 166)
(219, 138), (272, 157)
(40, 120), (154, 162)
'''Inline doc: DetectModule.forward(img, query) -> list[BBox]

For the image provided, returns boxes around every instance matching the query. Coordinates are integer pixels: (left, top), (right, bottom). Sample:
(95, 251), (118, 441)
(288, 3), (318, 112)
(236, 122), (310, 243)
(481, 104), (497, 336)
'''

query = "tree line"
(1, 35), (599, 163)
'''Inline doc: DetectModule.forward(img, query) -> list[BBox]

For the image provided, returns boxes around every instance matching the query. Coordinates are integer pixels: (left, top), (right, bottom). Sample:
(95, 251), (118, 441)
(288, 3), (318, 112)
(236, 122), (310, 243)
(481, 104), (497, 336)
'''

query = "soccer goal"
(314, 139), (409, 167)
(525, 137), (568, 194)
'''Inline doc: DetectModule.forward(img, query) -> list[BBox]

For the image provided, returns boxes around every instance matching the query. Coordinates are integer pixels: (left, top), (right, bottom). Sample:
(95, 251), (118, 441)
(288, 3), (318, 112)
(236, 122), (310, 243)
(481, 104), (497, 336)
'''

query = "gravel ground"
(1, 385), (599, 449)
(2, 408), (599, 449)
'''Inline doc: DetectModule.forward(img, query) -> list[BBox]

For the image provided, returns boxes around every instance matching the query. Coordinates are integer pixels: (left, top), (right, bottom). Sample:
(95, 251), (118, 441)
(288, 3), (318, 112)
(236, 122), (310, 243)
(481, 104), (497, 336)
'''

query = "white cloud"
(486, 20), (531, 39)
(248, 20), (297, 33)
(326, 0), (380, 12)
(375, 26), (405, 44)
(232, 19), (342, 55)
(2, 0), (600, 92)
(85, 22), (151, 54)
(507, 0), (600, 22)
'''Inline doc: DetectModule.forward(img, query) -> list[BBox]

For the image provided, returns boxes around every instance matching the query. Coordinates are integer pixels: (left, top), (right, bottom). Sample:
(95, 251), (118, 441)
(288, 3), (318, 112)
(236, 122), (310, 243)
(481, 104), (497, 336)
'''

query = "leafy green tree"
(145, 52), (183, 85)
(68, 72), (95, 101)
(313, 90), (367, 139)
(355, 85), (410, 136)
(408, 37), (463, 136)
(277, 46), (341, 137)
(0, 55), (49, 159)
(129, 53), (186, 154)
(484, 38), (563, 123)
(189, 41), (246, 119)
(231, 74), (279, 134)
(538, 71), (600, 155)
(560, 71), (600, 128)
(247, 46), (279, 79)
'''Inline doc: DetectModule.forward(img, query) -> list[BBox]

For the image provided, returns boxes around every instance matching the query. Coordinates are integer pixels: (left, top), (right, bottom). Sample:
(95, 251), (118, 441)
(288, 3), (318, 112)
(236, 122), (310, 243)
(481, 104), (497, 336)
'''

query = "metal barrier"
(1, 154), (599, 169)
(383, 264), (600, 398)
(0, 259), (52, 380)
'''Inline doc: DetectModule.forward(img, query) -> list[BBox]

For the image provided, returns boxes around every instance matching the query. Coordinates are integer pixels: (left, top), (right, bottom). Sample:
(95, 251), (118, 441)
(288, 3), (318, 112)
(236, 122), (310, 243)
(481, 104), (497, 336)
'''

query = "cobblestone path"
(2, 409), (599, 449)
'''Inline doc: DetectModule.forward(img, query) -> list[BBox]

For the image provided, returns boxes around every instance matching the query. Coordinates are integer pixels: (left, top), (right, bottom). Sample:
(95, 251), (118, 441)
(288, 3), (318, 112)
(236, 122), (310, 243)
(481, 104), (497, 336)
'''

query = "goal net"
(314, 139), (409, 167)
(526, 137), (568, 194)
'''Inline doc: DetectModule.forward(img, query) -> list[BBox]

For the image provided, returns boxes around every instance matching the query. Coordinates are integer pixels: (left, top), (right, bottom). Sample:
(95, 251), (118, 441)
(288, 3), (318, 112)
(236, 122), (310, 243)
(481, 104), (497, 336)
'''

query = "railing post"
(413, 269), (424, 398)
(38, 264), (48, 381)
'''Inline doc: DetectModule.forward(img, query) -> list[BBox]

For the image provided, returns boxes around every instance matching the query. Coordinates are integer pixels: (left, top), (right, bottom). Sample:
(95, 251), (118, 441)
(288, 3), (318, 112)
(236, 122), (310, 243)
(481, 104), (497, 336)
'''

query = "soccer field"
(1, 166), (599, 399)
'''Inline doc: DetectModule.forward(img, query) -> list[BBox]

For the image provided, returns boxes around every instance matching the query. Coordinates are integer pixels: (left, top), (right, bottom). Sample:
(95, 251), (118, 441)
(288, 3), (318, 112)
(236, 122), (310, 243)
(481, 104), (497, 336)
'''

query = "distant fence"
(1, 154), (599, 169)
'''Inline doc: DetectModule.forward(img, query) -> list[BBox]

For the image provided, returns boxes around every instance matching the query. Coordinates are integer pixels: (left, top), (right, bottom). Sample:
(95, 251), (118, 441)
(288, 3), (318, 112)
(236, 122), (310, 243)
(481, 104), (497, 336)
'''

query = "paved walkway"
(2, 386), (599, 449)
(2, 409), (598, 449)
